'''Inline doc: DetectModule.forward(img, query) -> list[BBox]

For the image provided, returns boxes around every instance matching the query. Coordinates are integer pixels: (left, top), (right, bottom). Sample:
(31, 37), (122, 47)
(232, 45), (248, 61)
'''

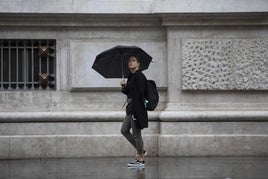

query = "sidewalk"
(0, 157), (267, 179)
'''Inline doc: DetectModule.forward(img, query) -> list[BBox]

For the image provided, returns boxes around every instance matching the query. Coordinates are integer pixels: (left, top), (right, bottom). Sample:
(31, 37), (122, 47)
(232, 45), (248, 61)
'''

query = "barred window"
(0, 40), (56, 90)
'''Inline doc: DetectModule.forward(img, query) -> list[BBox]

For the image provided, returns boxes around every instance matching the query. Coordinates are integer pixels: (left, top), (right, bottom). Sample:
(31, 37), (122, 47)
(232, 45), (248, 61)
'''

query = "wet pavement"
(0, 157), (267, 179)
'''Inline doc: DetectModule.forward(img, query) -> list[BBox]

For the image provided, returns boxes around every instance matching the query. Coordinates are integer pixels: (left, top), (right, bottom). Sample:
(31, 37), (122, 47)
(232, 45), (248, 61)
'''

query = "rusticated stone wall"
(0, 0), (268, 159)
(182, 39), (268, 90)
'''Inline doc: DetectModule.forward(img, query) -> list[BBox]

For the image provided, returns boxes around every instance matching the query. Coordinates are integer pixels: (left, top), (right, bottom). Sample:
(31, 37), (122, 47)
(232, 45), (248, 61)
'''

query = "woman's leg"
(130, 116), (144, 157)
(121, 114), (137, 149)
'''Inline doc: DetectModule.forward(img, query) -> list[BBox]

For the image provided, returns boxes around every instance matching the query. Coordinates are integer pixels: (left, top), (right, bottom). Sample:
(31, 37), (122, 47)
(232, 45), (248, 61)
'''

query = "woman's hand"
(120, 79), (126, 87)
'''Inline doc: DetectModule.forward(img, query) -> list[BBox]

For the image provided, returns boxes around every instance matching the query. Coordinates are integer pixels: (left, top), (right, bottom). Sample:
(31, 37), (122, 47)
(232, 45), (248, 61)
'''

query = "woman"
(120, 55), (148, 167)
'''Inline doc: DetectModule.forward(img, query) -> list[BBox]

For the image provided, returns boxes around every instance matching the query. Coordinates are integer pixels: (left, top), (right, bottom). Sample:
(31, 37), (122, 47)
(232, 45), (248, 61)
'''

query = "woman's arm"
(120, 79), (128, 95)
(135, 72), (146, 98)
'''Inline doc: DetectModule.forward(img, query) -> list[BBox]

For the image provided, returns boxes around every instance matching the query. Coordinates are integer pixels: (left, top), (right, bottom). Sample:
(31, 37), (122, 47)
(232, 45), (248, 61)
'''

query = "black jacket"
(122, 70), (148, 129)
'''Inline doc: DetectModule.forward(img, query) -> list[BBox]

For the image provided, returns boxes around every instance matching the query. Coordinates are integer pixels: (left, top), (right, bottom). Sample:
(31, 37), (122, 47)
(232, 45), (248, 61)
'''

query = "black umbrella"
(92, 45), (152, 78)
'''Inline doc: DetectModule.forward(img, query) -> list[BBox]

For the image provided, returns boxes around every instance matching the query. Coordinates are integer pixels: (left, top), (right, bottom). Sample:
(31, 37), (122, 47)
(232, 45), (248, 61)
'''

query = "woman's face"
(128, 56), (140, 70)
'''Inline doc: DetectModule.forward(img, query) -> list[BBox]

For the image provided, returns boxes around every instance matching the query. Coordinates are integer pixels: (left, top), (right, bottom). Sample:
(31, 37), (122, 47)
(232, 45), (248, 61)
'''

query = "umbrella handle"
(121, 58), (125, 79)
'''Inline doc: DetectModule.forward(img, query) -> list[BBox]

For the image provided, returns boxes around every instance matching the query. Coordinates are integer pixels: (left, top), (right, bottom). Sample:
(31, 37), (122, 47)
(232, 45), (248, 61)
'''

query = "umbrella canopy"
(92, 45), (152, 78)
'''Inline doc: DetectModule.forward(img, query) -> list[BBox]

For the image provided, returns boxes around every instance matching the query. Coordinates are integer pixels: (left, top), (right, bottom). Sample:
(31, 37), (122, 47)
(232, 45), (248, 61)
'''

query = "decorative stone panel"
(182, 39), (268, 90)
(70, 40), (167, 89)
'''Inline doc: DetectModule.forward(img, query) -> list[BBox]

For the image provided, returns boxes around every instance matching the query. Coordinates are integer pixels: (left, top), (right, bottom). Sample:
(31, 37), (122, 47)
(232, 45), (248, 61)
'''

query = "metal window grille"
(0, 39), (56, 90)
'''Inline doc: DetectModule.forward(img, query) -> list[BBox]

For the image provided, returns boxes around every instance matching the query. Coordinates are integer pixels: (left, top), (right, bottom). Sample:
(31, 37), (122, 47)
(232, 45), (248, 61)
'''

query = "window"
(0, 40), (56, 90)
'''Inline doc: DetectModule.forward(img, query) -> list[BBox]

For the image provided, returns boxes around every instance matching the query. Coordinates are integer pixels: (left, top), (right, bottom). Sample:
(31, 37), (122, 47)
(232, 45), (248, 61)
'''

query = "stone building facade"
(0, 0), (267, 159)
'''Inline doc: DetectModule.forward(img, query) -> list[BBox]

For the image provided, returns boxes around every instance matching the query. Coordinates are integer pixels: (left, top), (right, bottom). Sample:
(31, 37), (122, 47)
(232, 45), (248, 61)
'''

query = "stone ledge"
(1, 111), (268, 122)
(159, 111), (268, 122)
(0, 111), (160, 123)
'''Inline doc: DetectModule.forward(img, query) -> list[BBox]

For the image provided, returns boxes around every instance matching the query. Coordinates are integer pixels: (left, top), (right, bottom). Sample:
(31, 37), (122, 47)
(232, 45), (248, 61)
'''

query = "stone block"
(73, 0), (153, 14)
(159, 135), (268, 156)
(56, 134), (157, 158)
(0, 161), (9, 178)
(0, 137), (9, 159)
(4, 134), (158, 159)
(10, 136), (57, 159)
(0, 123), (9, 135)
(161, 122), (268, 135)
(0, 121), (159, 135)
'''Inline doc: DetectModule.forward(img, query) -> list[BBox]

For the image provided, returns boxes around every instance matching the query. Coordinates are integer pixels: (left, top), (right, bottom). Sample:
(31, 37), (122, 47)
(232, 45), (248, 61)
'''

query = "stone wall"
(0, 0), (268, 159)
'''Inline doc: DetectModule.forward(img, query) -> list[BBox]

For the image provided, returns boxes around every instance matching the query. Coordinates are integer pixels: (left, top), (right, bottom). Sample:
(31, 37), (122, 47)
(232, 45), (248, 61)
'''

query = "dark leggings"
(121, 114), (144, 154)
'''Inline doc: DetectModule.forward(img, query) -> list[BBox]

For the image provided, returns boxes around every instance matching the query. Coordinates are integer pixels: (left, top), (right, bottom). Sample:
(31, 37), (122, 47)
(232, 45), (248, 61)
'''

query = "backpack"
(145, 80), (159, 111)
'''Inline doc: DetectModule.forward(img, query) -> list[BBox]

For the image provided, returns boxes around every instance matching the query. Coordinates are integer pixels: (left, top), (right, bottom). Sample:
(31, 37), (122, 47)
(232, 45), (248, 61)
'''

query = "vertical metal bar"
(53, 41), (56, 90)
(39, 55), (41, 73)
(26, 42), (29, 90)
(47, 54), (49, 73)
(0, 41), (3, 90)
(31, 41), (34, 90)
(39, 41), (42, 90)
(8, 41), (11, 90)
(46, 55), (49, 90)
(39, 42), (41, 73)
(16, 41), (19, 90)
(46, 41), (50, 90)
(23, 41), (27, 90)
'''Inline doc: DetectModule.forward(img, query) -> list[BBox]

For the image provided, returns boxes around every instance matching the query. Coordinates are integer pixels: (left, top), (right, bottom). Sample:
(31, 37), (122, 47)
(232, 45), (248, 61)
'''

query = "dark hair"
(128, 55), (140, 63)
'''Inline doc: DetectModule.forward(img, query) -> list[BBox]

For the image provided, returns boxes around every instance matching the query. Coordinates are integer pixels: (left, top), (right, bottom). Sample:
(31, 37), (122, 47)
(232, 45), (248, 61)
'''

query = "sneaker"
(127, 160), (145, 168)
(129, 159), (138, 164)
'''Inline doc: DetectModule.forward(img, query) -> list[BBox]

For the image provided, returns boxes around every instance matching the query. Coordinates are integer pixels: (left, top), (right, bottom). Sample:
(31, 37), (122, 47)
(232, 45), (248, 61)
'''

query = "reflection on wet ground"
(0, 157), (267, 179)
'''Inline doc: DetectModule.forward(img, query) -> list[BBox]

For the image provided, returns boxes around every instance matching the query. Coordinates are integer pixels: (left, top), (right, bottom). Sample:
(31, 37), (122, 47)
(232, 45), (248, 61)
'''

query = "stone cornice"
(0, 13), (162, 27)
(0, 0), (267, 14)
(160, 12), (268, 26)
(0, 12), (267, 27)
(0, 0), (267, 27)
(153, 0), (268, 14)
